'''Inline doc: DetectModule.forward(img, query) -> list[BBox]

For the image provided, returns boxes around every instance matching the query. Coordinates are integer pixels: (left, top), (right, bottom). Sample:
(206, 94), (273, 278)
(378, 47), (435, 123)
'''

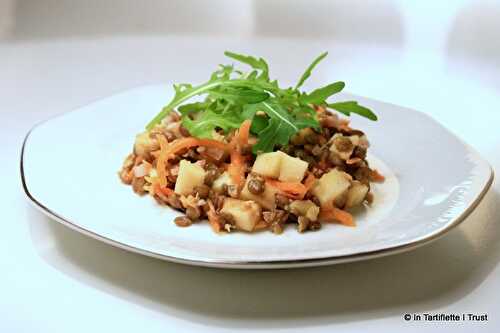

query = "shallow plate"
(21, 85), (493, 269)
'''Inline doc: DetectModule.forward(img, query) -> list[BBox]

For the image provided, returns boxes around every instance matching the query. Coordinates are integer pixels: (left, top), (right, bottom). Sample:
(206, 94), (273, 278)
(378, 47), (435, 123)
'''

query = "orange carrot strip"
(319, 207), (355, 227)
(207, 202), (222, 233)
(196, 139), (227, 152)
(227, 129), (248, 187)
(266, 178), (308, 199)
(253, 220), (268, 231)
(238, 120), (251, 146)
(303, 173), (317, 192)
(156, 135), (170, 187)
(153, 182), (175, 196)
(370, 169), (385, 182)
(228, 148), (245, 187)
(156, 137), (228, 186)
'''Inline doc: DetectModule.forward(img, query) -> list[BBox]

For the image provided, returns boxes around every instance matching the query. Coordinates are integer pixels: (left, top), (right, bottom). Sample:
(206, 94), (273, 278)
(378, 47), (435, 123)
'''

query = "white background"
(1, 0), (500, 332)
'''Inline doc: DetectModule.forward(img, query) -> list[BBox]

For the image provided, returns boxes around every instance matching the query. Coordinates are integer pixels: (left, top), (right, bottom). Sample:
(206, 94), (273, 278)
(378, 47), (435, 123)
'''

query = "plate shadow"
(28, 188), (500, 328)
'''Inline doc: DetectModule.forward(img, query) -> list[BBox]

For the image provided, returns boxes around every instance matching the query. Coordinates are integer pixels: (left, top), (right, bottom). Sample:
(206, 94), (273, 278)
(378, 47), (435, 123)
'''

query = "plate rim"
(20, 88), (495, 269)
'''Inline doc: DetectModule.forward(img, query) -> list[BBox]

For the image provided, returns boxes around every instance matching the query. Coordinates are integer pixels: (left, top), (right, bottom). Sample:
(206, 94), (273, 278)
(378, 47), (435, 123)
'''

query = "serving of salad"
(119, 51), (384, 234)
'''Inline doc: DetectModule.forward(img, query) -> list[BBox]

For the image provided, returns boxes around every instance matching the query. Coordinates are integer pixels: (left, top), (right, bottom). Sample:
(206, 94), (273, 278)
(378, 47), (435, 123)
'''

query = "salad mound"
(119, 51), (384, 234)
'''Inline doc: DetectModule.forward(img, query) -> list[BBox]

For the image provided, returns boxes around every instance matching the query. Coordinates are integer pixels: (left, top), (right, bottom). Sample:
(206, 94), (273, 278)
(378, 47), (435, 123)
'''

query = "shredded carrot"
(370, 169), (385, 182)
(156, 135), (170, 187)
(228, 147), (246, 187)
(253, 220), (268, 231)
(266, 178), (308, 199)
(319, 207), (355, 227)
(238, 120), (251, 146)
(227, 125), (249, 188)
(154, 183), (174, 196)
(196, 139), (227, 152)
(346, 157), (362, 165)
(156, 137), (228, 186)
(207, 202), (222, 233)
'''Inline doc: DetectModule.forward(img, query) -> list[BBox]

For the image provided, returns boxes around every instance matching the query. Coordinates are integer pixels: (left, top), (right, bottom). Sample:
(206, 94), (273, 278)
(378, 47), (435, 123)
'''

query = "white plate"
(21, 85), (493, 269)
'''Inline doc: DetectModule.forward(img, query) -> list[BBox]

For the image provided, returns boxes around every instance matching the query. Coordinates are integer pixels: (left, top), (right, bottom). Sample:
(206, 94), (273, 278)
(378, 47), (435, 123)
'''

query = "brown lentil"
(219, 212), (235, 225)
(194, 184), (210, 199)
(305, 133), (319, 144)
(309, 220), (321, 231)
(179, 125), (190, 137)
(334, 136), (354, 152)
(227, 184), (239, 198)
(174, 216), (192, 227)
(275, 194), (290, 209)
(311, 196), (321, 207)
(311, 145), (323, 156)
(353, 146), (367, 159)
(186, 206), (201, 220)
(241, 144), (252, 155)
(247, 178), (265, 194)
(131, 177), (147, 195)
(354, 166), (371, 185)
(297, 216), (310, 233)
(204, 167), (220, 186)
(271, 223), (284, 234)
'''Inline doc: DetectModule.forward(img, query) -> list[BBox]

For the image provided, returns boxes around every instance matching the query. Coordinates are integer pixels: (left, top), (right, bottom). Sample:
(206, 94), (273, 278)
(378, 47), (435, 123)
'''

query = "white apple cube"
(312, 168), (352, 207)
(252, 152), (283, 178)
(174, 160), (206, 195)
(240, 176), (279, 210)
(278, 153), (308, 182)
(221, 198), (262, 232)
(345, 181), (369, 208)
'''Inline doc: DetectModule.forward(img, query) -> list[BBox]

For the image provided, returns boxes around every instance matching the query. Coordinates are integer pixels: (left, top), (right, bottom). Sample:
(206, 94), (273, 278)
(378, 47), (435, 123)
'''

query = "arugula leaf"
(299, 81), (345, 104)
(224, 51), (269, 80)
(208, 87), (269, 105)
(146, 78), (279, 130)
(328, 101), (378, 121)
(247, 101), (319, 153)
(250, 115), (268, 134)
(182, 109), (244, 139)
(146, 51), (378, 154)
(251, 103), (297, 153)
(295, 51), (328, 89)
(178, 102), (210, 115)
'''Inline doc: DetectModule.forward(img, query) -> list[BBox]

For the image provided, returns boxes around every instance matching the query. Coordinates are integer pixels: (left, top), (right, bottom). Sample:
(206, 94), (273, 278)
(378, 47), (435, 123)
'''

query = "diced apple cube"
(240, 176), (279, 210)
(289, 200), (320, 221)
(212, 171), (234, 194)
(221, 198), (262, 232)
(345, 181), (369, 208)
(278, 153), (309, 182)
(329, 133), (356, 160)
(174, 160), (206, 195)
(312, 168), (352, 207)
(134, 131), (159, 158)
(252, 152), (283, 178)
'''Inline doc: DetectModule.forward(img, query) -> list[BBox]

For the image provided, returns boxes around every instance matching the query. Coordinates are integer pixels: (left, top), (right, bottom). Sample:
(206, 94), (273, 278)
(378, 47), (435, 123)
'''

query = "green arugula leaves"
(146, 51), (377, 154)
(295, 51), (328, 89)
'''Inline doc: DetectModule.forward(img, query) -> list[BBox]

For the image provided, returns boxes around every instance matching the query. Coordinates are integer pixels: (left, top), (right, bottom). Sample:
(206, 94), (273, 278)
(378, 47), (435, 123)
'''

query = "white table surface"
(2, 6), (500, 332)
